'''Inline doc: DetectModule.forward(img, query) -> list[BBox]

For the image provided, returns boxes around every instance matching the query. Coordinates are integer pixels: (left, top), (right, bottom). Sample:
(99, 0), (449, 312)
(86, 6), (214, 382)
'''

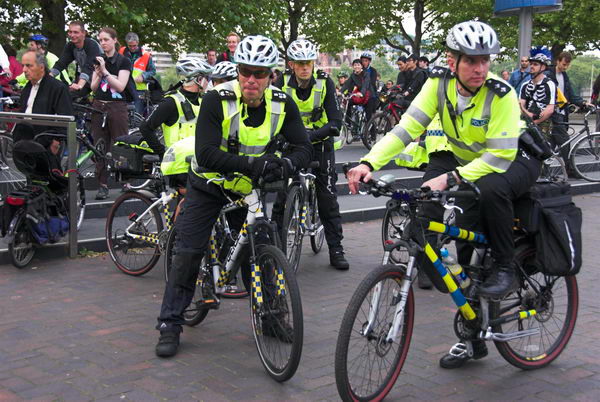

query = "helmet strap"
(454, 55), (479, 97)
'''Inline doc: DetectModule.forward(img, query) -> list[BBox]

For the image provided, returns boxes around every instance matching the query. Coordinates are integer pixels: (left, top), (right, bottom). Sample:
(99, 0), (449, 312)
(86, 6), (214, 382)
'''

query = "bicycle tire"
(362, 112), (392, 151)
(381, 207), (410, 264)
(539, 155), (568, 182)
(492, 244), (578, 370)
(570, 133), (600, 182)
(281, 185), (303, 272)
(335, 264), (414, 401)
(308, 187), (324, 254)
(105, 191), (163, 276)
(163, 227), (210, 326)
(8, 211), (36, 269)
(250, 244), (303, 382)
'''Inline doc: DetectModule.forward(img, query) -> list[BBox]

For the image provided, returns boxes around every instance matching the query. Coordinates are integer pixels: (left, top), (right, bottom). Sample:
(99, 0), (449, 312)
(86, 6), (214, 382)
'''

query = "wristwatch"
(446, 171), (459, 187)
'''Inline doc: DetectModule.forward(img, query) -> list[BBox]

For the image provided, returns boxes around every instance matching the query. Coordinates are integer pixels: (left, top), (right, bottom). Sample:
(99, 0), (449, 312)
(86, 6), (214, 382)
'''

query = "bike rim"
(571, 134), (600, 181)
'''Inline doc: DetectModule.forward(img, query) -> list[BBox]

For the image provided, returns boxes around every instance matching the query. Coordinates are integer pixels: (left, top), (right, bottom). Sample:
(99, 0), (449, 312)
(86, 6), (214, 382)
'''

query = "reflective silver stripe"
(270, 97), (283, 136)
(437, 78), (449, 125)
(446, 135), (485, 153)
(406, 104), (432, 128)
(239, 144), (268, 154)
(397, 153), (413, 162)
(313, 78), (325, 110)
(300, 111), (313, 117)
(481, 152), (512, 170)
(486, 137), (518, 149)
(481, 90), (495, 134)
(285, 75), (294, 96)
(390, 125), (413, 145)
(454, 154), (471, 166)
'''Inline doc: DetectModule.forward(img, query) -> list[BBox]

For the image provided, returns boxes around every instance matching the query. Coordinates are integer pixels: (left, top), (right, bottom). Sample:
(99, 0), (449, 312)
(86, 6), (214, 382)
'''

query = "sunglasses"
(238, 66), (272, 79)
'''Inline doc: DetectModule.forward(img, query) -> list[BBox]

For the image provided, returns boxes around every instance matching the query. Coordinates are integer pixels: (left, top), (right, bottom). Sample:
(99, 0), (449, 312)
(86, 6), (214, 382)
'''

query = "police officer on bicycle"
(155, 35), (312, 358)
(348, 21), (542, 369)
(273, 39), (348, 270)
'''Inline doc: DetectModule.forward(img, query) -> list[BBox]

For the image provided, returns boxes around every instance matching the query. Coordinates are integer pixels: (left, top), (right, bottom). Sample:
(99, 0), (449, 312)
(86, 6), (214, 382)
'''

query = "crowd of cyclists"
(0, 18), (594, 374)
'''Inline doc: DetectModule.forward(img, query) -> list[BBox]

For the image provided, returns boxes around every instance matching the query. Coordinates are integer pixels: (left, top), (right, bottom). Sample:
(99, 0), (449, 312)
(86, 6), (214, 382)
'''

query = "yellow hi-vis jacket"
(362, 68), (520, 181)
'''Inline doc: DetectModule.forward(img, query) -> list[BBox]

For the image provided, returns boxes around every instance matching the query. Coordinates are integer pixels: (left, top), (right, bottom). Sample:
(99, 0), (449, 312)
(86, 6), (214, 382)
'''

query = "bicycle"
(362, 87), (406, 150)
(280, 160), (325, 272)
(341, 94), (367, 145)
(0, 100), (27, 197)
(334, 172), (578, 401)
(4, 132), (105, 268)
(105, 159), (181, 276)
(163, 176), (303, 382)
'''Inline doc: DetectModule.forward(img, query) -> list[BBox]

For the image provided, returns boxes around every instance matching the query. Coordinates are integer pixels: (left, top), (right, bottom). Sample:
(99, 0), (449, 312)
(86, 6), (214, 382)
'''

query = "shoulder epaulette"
(284, 68), (293, 75)
(271, 90), (288, 102)
(485, 78), (511, 98)
(217, 89), (237, 100)
(316, 69), (329, 79)
(429, 66), (453, 78)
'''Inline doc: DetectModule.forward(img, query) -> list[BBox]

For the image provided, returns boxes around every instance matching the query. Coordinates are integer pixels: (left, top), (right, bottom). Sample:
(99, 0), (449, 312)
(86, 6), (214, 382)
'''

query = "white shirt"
(25, 77), (43, 114)
(556, 72), (565, 94)
(0, 44), (9, 72)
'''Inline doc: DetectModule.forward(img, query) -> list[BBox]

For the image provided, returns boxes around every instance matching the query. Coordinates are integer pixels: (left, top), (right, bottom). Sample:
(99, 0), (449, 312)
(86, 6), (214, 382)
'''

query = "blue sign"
(495, 0), (562, 16)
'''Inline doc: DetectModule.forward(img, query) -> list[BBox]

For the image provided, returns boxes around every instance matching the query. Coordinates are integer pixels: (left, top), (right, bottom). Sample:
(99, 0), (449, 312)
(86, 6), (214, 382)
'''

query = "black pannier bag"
(514, 181), (582, 276)
(112, 133), (154, 178)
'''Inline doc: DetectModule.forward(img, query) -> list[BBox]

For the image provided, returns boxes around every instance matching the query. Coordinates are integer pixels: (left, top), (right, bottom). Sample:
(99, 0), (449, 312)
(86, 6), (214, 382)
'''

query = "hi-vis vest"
(161, 136), (195, 176)
(191, 80), (287, 195)
(162, 91), (200, 148)
(119, 47), (151, 91)
(363, 68), (520, 182)
(395, 116), (451, 169)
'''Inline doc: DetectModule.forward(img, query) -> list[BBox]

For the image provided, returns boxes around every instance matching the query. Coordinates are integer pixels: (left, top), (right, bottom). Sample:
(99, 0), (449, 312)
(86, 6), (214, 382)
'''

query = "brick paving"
(0, 194), (599, 401)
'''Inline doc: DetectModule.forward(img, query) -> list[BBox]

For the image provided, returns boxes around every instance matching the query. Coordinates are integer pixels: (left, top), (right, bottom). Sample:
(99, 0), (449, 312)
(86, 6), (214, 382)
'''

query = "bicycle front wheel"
(8, 212), (36, 269)
(335, 264), (414, 401)
(362, 112), (392, 150)
(492, 244), (578, 369)
(250, 244), (303, 382)
(105, 191), (163, 276)
(281, 185), (303, 272)
(570, 133), (600, 181)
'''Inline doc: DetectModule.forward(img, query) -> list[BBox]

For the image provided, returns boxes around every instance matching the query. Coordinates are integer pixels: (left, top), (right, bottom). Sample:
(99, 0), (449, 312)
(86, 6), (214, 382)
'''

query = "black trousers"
(420, 150), (541, 266)
(551, 114), (570, 166)
(273, 138), (344, 251)
(156, 172), (247, 332)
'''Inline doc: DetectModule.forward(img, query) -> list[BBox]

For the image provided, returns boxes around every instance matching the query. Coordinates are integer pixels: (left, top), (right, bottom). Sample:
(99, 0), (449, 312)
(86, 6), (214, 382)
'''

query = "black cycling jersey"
(195, 89), (312, 176)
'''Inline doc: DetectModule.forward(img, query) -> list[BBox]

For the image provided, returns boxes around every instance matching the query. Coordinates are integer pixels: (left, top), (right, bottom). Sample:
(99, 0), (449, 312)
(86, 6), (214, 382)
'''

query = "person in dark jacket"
(359, 51), (378, 121)
(216, 32), (240, 63)
(50, 21), (102, 97)
(592, 73), (600, 132)
(545, 52), (587, 177)
(16, 50), (73, 142)
(396, 56), (407, 88)
(340, 59), (371, 125)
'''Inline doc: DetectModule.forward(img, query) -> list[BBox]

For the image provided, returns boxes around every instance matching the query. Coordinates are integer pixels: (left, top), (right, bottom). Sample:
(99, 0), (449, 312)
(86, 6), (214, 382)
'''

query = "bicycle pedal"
(200, 298), (221, 310)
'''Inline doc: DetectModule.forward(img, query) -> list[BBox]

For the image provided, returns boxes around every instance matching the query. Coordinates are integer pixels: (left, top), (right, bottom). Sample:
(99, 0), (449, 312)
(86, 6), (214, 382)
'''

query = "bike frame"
(123, 190), (179, 244)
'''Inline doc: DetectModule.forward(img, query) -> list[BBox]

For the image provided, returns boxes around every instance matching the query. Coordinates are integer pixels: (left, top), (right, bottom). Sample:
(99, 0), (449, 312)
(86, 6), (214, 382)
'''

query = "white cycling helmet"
(234, 35), (279, 68)
(360, 51), (373, 60)
(176, 57), (213, 82)
(287, 39), (318, 61)
(446, 21), (500, 56)
(528, 53), (550, 66)
(210, 61), (238, 80)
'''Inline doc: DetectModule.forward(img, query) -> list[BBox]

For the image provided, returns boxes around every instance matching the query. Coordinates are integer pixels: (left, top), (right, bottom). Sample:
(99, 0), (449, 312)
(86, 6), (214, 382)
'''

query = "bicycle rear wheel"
(381, 207), (409, 264)
(281, 185), (303, 272)
(570, 133), (600, 181)
(163, 227), (210, 326)
(8, 211), (36, 269)
(492, 244), (578, 369)
(250, 244), (303, 382)
(335, 264), (414, 401)
(105, 191), (163, 276)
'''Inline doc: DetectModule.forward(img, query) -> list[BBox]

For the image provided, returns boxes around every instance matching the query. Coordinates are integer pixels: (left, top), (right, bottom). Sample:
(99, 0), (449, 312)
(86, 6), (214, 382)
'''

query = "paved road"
(0, 195), (599, 401)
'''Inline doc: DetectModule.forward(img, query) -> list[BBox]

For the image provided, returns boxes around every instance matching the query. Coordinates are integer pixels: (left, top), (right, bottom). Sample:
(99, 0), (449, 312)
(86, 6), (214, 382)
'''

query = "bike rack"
(0, 112), (78, 259)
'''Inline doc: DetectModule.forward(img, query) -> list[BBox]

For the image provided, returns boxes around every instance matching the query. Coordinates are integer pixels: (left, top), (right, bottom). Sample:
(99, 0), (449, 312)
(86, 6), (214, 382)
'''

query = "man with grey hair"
(119, 31), (156, 114)
(15, 50), (73, 141)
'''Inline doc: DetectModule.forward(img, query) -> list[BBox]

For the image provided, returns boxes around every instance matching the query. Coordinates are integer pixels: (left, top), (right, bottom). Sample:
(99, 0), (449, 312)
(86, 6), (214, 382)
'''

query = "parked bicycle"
(334, 171), (578, 401)
(280, 160), (325, 272)
(362, 87), (406, 150)
(3, 132), (105, 268)
(163, 176), (303, 382)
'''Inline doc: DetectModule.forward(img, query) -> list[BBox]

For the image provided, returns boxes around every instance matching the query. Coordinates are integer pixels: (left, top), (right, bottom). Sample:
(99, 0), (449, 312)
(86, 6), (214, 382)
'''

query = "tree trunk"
(39, 0), (67, 56)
